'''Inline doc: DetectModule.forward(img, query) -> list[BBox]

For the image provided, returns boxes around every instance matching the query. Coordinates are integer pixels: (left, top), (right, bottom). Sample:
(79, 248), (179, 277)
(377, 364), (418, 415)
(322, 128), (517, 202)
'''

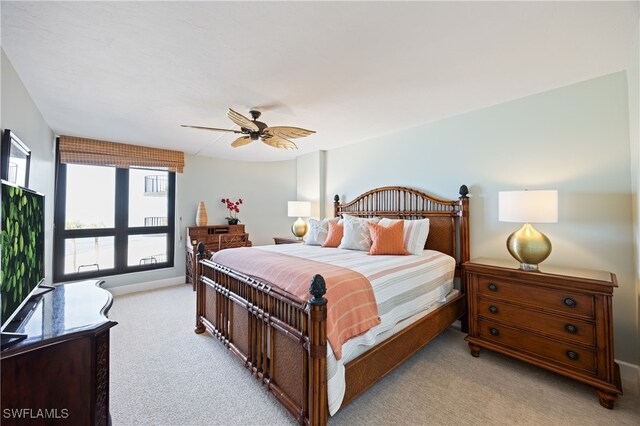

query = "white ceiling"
(1, 1), (638, 161)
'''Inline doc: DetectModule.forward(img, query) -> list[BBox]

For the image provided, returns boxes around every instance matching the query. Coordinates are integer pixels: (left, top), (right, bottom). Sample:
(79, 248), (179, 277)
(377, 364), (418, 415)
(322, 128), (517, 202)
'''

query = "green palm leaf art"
(1, 184), (44, 323)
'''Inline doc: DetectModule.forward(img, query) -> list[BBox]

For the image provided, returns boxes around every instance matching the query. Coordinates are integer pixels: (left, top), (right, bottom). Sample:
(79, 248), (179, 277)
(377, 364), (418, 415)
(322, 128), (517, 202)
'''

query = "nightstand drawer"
(477, 276), (595, 318)
(478, 299), (595, 346)
(478, 319), (597, 374)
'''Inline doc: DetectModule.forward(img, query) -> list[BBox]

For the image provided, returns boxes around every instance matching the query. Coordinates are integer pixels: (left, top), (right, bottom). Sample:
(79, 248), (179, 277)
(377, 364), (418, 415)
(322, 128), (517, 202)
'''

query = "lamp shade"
(499, 190), (558, 223)
(287, 201), (311, 218)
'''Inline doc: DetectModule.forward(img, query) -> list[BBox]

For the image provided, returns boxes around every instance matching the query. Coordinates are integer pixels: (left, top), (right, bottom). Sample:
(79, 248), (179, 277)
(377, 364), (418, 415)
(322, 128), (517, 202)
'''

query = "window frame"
(53, 161), (175, 283)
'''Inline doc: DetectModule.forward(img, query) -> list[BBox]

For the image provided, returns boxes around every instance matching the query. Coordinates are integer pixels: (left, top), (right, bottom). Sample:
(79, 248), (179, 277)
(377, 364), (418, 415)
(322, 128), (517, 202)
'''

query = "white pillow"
(338, 216), (381, 251)
(379, 218), (430, 255)
(304, 218), (339, 246)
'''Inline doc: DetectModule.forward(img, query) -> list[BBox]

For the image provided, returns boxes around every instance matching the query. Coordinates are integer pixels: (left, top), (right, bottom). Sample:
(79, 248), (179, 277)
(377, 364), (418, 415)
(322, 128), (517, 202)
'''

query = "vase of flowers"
(221, 198), (243, 225)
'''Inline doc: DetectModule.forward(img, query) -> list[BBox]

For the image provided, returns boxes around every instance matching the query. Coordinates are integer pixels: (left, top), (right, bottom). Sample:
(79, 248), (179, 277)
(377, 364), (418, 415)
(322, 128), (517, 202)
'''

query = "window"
(54, 163), (175, 282)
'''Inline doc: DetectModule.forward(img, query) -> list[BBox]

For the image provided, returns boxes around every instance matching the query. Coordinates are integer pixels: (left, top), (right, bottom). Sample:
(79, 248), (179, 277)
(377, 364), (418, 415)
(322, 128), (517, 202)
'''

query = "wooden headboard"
(334, 185), (470, 273)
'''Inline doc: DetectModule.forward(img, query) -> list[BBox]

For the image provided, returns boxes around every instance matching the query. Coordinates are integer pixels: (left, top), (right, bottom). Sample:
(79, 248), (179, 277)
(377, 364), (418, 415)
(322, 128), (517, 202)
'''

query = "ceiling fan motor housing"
(243, 116), (268, 140)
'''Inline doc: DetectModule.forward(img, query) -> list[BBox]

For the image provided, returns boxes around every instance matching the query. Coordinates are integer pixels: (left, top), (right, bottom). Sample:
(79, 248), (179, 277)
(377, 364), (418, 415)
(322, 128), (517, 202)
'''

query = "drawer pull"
(566, 350), (579, 361)
(565, 324), (578, 334)
(563, 297), (577, 308)
(488, 283), (498, 292)
(488, 305), (499, 314)
(489, 327), (500, 336)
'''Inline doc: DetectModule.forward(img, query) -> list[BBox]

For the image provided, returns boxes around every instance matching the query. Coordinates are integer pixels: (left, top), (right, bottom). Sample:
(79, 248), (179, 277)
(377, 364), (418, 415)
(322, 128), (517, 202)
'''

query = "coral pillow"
(322, 222), (344, 248)
(304, 217), (340, 246)
(379, 217), (430, 255)
(369, 220), (409, 255)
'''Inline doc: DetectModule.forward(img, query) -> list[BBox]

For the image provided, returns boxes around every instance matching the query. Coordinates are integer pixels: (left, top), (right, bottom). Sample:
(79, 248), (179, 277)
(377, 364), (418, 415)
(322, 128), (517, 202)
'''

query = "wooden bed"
(194, 185), (470, 425)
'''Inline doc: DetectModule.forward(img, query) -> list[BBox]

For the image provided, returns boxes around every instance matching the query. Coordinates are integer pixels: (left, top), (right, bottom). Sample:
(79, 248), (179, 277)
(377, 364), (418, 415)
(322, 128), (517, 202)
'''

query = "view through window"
(54, 163), (175, 281)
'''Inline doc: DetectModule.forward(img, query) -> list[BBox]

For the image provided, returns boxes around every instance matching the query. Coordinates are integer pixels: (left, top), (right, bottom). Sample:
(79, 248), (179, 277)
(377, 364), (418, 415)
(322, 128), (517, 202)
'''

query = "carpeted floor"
(109, 285), (639, 425)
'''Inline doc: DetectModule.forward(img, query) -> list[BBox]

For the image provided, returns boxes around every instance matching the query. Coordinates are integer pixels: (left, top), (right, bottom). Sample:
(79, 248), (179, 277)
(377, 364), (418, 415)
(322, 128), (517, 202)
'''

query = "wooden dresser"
(1, 280), (116, 425)
(464, 258), (622, 409)
(185, 224), (251, 288)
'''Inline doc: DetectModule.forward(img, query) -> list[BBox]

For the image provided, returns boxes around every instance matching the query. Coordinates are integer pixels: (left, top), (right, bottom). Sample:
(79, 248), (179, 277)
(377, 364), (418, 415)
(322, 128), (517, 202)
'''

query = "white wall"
(320, 71), (637, 364)
(176, 153), (296, 262)
(296, 150), (326, 219)
(1, 49), (55, 286)
(629, 13), (640, 370)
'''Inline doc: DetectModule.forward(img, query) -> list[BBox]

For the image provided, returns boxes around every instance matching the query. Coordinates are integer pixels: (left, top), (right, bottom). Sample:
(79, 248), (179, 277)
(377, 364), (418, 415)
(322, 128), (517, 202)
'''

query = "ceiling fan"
(181, 109), (315, 150)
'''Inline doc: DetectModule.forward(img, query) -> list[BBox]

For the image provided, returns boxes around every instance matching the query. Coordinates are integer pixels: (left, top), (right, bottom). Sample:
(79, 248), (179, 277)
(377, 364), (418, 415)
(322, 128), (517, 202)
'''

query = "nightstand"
(273, 236), (304, 245)
(464, 257), (622, 409)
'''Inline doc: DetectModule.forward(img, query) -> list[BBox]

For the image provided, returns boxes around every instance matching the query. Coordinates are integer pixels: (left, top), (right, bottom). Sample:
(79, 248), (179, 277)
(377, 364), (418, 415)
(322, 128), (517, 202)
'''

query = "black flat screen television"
(1, 180), (45, 331)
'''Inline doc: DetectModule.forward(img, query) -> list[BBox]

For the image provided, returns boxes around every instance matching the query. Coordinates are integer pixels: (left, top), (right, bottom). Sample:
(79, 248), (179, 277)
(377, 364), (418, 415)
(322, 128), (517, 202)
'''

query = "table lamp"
(498, 190), (558, 271)
(287, 201), (311, 239)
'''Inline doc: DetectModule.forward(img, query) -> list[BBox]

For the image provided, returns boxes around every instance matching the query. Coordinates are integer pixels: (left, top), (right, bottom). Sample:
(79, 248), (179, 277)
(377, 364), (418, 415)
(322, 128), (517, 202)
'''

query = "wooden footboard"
(194, 245), (329, 425)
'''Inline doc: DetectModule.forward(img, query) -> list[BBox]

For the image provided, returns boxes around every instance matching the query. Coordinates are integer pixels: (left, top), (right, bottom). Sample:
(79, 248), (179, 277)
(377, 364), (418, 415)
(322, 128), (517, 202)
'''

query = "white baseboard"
(616, 359), (640, 387)
(105, 277), (186, 297)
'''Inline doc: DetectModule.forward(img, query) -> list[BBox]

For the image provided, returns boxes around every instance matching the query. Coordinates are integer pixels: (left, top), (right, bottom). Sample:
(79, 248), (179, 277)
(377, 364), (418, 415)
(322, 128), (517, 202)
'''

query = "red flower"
(221, 197), (243, 220)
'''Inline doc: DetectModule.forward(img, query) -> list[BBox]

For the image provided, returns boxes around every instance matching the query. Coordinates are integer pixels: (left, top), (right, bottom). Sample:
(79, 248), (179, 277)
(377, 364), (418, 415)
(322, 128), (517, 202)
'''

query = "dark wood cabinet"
(464, 258), (622, 409)
(1, 280), (116, 425)
(273, 236), (303, 245)
(185, 225), (251, 288)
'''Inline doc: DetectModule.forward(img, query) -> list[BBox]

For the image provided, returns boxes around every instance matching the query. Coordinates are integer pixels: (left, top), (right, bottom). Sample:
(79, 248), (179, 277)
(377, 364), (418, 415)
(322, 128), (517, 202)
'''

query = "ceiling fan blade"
(227, 108), (259, 132)
(231, 136), (253, 148)
(181, 125), (243, 134)
(264, 126), (315, 139)
(262, 135), (298, 150)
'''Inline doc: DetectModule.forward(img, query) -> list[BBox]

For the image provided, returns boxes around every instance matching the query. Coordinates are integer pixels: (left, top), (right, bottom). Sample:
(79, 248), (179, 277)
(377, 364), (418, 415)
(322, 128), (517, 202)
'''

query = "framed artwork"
(1, 129), (31, 188)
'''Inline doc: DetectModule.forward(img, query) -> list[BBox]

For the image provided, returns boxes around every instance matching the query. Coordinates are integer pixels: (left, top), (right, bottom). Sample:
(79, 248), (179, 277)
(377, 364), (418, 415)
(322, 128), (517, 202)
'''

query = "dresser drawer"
(227, 224), (245, 234)
(478, 299), (595, 346)
(478, 319), (597, 374)
(477, 276), (594, 318)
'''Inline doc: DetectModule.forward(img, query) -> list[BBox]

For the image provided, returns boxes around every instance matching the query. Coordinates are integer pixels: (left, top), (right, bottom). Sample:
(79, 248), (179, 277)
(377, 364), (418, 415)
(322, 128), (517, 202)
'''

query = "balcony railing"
(7, 162), (17, 183)
(139, 253), (167, 265)
(144, 175), (167, 196)
(144, 216), (168, 227)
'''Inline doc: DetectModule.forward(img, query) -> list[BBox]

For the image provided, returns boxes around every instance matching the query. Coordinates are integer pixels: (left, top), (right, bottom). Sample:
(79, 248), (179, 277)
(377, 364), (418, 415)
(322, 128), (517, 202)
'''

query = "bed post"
(458, 185), (470, 333)
(194, 242), (206, 334)
(333, 194), (340, 218)
(307, 274), (328, 426)
(458, 185), (469, 265)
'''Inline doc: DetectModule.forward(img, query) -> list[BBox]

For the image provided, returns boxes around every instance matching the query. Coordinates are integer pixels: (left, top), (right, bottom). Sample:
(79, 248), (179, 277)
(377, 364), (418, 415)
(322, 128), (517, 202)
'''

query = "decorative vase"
(196, 201), (208, 226)
(227, 218), (239, 225)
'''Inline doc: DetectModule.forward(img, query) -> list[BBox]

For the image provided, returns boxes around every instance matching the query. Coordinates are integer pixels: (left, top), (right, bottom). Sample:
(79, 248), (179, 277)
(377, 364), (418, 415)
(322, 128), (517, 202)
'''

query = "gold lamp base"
(291, 217), (308, 240)
(506, 223), (552, 271)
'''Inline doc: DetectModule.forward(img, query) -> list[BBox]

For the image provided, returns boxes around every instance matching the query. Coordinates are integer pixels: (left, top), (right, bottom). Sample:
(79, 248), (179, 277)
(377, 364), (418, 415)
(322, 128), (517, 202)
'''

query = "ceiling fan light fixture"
(182, 108), (315, 150)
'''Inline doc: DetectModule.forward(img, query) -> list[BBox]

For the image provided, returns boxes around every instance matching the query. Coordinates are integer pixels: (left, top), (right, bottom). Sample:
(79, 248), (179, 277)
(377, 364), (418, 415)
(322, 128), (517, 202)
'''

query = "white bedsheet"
(256, 245), (456, 415)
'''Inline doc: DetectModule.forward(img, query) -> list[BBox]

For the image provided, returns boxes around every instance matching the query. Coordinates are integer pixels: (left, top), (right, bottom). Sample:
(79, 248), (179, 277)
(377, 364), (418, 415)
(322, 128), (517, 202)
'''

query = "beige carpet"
(109, 285), (639, 425)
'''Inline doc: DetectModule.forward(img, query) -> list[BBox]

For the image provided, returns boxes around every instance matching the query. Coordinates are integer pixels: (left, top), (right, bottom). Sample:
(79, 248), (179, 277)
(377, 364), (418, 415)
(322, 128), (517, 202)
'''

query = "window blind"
(58, 135), (184, 173)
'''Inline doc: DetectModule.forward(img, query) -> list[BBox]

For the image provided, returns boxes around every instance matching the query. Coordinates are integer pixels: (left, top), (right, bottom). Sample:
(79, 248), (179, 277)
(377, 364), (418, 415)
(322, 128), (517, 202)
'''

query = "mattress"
(255, 244), (456, 415)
